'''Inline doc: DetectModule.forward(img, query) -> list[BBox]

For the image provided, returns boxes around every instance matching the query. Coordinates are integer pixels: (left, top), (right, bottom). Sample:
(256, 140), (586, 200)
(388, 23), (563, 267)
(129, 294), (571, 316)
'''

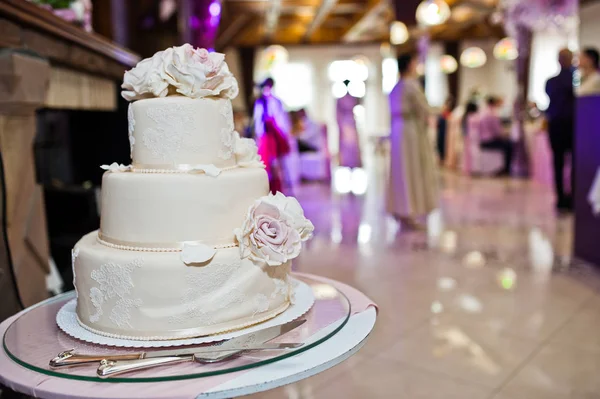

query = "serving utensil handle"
(49, 349), (142, 368)
(97, 356), (190, 378)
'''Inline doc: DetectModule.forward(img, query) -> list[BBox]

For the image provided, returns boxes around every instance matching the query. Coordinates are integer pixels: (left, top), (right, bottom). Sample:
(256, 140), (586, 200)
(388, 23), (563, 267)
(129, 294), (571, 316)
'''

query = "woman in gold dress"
(387, 53), (439, 229)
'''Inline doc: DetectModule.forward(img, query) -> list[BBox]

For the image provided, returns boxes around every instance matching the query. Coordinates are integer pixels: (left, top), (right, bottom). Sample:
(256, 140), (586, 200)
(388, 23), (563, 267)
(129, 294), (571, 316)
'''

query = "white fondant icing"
(127, 103), (135, 157)
(100, 168), (268, 247)
(74, 232), (291, 339)
(130, 96), (236, 168)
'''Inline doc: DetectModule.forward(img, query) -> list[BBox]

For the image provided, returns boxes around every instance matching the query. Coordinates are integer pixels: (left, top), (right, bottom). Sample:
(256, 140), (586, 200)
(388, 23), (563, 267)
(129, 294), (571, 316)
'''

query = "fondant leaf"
(181, 243), (216, 264)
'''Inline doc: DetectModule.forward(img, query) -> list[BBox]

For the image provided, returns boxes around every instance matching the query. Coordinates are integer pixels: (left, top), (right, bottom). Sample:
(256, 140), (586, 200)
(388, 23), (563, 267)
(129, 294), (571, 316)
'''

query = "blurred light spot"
(528, 228), (554, 270)
(333, 167), (352, 194)
(463, 251), (486, 269)
(351, 168), (368, 195)
(440, 231), (457, 254)
(332, 81), (348, 98)
(427, 209), (443, 247)
(209, 1), (221, 16)
(358, 223), (372, 244)
(330, 226), (342, 244)
(431, 301), (444, 314)
(437, 277), (456, 291)
(385, 217), (400, 244)
(348, 80), (366, 98)
(497, 268), (517, 290)
(458, 294), (482, 313)
(188, 15), (200, 29)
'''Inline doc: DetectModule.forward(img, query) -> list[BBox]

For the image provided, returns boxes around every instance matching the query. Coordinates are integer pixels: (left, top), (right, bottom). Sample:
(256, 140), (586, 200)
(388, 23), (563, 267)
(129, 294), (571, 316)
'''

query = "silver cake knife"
(49, 343), (302, 368)
(96, 319), (306, 377)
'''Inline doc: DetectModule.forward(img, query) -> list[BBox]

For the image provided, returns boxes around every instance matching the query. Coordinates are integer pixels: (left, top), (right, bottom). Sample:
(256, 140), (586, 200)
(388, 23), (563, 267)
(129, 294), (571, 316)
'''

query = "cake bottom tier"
(73, 231), (291, 340)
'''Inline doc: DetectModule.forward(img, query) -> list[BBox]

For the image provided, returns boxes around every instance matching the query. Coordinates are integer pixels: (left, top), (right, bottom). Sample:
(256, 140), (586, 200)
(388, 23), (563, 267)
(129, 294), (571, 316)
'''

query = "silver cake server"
(96, 319), (306, 378)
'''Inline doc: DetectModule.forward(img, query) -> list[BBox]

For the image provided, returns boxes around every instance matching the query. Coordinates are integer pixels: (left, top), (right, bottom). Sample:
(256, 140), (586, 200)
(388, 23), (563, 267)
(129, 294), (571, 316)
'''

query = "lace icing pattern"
(127, 104), (135, 158)
(88, 258), (143, 327)
(253, 293), (270, 315)
(218, 101), (235, 160)
(71, 247), (80, 299)
(142, 104), (202, 161)
(169, 260), (245, 326)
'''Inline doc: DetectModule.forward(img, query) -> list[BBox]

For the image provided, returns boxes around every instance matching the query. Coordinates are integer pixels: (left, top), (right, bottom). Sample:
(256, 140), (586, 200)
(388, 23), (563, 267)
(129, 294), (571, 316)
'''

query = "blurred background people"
(253, 77), (293, 194)
(478, 95), (513, 176)
(545, 49), (575, 211)
(436, 96), (455, 164)
(336, 80), (362, 170)
(291, 109), (321, 153)
(578, 47), (600, 97)
(387, 52), (439, 230)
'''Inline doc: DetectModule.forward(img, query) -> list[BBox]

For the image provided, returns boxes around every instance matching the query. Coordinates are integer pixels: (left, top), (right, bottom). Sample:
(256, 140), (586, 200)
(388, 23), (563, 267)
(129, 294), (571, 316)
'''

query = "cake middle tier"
(100, 168), (268, 246)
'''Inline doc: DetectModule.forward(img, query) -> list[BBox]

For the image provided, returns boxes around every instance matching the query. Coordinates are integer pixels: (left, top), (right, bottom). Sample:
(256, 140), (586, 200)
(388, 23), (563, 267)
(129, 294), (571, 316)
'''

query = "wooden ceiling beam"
(341, 0), (385, 42)
(303, 0), (339, 41)
(216, 13), (253, 50)
(264, 0), (283, 40)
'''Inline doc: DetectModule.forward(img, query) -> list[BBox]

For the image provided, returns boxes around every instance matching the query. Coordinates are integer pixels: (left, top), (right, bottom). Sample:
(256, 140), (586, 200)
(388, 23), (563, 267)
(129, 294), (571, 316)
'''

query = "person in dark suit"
(545, 49), (575, 212)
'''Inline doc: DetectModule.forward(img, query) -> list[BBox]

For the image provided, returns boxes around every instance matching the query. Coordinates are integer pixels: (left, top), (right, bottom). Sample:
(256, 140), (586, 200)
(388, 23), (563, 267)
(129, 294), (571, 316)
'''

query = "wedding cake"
(72, 45), (313, 340)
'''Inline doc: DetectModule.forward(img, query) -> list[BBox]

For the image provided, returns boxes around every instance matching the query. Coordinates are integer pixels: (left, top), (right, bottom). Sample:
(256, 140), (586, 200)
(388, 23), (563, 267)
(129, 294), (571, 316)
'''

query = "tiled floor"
(245, 158), (600, 398)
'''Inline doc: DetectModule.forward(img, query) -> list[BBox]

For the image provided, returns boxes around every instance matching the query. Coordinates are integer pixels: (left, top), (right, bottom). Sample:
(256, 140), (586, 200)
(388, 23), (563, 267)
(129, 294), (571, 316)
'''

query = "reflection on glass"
(312, 284), (339, 300)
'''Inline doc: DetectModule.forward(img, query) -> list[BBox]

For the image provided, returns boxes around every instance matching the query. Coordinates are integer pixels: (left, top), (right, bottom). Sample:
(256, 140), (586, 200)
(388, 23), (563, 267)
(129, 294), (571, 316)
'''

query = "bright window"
(382, 57), (398, 94)
(272, 63), (313, 109)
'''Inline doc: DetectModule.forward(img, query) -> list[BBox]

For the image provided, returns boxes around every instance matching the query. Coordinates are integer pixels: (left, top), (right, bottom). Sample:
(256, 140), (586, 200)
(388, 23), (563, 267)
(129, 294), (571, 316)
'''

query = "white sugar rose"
(122, 49), (171, 101)
(234, 133), (264, 168)
(121, 44), (239, 101)
(235, 193), (314, 266)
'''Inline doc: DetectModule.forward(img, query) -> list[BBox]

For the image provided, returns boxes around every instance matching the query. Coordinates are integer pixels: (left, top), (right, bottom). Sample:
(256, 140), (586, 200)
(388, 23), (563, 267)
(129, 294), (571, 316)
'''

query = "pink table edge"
(0, 273), (377, 399)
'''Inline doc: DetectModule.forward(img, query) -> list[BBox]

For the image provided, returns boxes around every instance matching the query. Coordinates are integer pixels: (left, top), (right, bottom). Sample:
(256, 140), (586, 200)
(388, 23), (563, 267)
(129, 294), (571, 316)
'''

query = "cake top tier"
(121, 44), (239, 101)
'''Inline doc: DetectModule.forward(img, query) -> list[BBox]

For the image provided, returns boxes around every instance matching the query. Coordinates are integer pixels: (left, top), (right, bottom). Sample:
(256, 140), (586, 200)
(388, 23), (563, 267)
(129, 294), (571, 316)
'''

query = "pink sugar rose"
(235, 193), (314, 266)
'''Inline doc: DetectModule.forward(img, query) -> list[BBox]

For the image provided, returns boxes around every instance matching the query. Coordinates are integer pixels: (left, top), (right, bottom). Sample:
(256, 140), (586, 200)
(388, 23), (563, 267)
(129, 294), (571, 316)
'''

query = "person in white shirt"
(578, 48), (600, 97)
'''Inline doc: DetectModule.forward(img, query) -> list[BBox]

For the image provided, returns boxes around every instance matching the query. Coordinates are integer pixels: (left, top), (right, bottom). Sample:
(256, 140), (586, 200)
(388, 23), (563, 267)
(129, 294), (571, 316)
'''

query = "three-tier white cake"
(72, 45), (313, 340)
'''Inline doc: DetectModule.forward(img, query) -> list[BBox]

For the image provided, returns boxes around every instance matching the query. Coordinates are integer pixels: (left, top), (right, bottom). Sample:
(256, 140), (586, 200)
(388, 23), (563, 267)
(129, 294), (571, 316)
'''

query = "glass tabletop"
(3, 275), (351, 383)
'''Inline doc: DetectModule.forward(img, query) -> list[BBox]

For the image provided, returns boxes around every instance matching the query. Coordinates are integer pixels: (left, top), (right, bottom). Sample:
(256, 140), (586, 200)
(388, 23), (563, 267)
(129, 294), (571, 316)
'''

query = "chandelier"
(416, 0), (451, 27)
(440, 55), (458, 74)
(390, 21), (409, 45)
(460, 47), (487, 69)
(501, 0), (578, 36)
(493, 37), (518, 60)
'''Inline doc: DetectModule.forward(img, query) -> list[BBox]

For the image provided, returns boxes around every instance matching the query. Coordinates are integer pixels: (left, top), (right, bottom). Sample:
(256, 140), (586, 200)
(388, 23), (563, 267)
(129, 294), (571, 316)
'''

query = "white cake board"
(56, 279), (314, 348)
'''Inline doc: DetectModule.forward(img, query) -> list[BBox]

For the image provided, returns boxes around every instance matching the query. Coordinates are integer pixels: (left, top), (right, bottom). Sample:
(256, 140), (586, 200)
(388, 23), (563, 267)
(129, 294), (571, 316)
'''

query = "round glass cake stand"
(3, 275), (350, 383)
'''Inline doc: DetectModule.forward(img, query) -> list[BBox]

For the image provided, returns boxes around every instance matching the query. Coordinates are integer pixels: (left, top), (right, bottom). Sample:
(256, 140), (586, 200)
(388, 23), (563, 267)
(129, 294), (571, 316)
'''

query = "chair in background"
(299, 124), (331, 182)
(462, 116), (504, 176)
